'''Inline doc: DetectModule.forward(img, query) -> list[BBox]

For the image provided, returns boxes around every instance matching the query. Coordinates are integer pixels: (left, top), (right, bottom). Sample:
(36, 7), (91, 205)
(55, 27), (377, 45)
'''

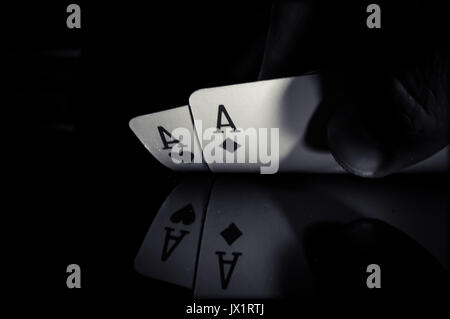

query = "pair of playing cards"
(134, 174), (448, 298)
(129, 75), (344, 174)
(129, 75), (448, 174)
(134, 175), (315, 298)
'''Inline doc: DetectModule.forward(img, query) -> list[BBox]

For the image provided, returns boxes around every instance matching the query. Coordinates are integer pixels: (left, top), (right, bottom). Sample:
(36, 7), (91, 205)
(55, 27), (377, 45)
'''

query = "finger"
(327, 48), (449, 177)
(261, 1), (449, 177)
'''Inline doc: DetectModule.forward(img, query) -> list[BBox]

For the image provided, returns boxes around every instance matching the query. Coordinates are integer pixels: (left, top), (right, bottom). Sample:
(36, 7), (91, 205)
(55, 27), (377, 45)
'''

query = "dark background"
(6, 1), (273, 311)
(6, 1), (449, 312)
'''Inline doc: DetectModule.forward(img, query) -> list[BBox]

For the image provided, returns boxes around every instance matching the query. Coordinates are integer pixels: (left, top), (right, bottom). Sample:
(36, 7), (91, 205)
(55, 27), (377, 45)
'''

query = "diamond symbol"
(220, 138), (241, 153)
(220, 223), (242, 246)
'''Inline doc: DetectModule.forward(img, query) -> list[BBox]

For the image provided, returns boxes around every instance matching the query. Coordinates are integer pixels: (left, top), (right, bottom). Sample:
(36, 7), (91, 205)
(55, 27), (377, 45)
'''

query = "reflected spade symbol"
(170, 204), (196, 225)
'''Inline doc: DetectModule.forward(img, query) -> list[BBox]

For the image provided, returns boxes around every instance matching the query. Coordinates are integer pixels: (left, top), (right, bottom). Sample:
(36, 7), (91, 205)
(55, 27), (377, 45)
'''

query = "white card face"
(189, 75), (345, 173)
(194, 174), (448, 298)
(134, 175), (213, 288)
(129, 106), (209, 171)
(193, 176), (355, 298)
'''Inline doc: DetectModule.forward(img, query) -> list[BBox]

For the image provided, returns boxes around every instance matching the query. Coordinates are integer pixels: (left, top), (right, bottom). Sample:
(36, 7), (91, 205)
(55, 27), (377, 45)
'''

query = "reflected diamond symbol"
(220, 223), (242, 246)
(220, 138), (241, 153)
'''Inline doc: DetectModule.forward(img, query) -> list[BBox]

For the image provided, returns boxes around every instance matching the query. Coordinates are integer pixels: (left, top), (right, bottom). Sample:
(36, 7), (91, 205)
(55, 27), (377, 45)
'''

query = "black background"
(6, 1), (273, 311)
(6, 1), (449, 313)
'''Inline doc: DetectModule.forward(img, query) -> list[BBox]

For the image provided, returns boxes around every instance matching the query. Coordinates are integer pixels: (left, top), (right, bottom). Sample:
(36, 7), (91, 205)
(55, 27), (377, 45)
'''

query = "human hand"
(259, 0), (449, 177)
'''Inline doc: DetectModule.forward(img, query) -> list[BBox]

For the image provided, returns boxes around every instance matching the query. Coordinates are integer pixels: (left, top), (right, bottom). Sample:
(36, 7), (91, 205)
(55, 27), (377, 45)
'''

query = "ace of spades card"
(129, 105), (208, 171)
(134, 175), (213, 288)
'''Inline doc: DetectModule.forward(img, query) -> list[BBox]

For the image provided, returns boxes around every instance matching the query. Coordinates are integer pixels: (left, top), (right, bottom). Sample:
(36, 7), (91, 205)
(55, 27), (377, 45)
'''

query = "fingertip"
(327, 105), (392, 178)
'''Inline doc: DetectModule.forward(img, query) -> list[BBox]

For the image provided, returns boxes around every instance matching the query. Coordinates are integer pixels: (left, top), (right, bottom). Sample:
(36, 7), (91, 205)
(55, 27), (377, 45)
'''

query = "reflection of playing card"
(193, 176), (354, 298)
(134, 175), (213, 288)
(309, 175), (449, 268)
(401, 145), (449, 173)
(129, 106), (209, 171)
(189, 75), (344, 173)
(194, 174), (448, 298)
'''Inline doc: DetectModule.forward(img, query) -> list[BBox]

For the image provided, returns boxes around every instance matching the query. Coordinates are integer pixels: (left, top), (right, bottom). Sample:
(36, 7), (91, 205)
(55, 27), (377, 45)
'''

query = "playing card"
(134, 175), (213, 288)
(188, 75), (345, 173)
(193, 174), (448, 297)
(129, 106), (209, 171)
(193, 175), (360, 298)
(128, 84), (447, 174)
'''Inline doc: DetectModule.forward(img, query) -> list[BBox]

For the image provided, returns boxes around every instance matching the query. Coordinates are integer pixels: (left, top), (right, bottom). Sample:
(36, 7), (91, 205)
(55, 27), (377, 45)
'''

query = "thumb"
(327, 49), (449, 177)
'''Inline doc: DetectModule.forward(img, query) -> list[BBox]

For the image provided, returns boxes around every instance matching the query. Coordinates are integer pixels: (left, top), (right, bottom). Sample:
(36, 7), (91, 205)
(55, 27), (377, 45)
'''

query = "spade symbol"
(169, 148), (195, 163)
(170, 204), (195, 225)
